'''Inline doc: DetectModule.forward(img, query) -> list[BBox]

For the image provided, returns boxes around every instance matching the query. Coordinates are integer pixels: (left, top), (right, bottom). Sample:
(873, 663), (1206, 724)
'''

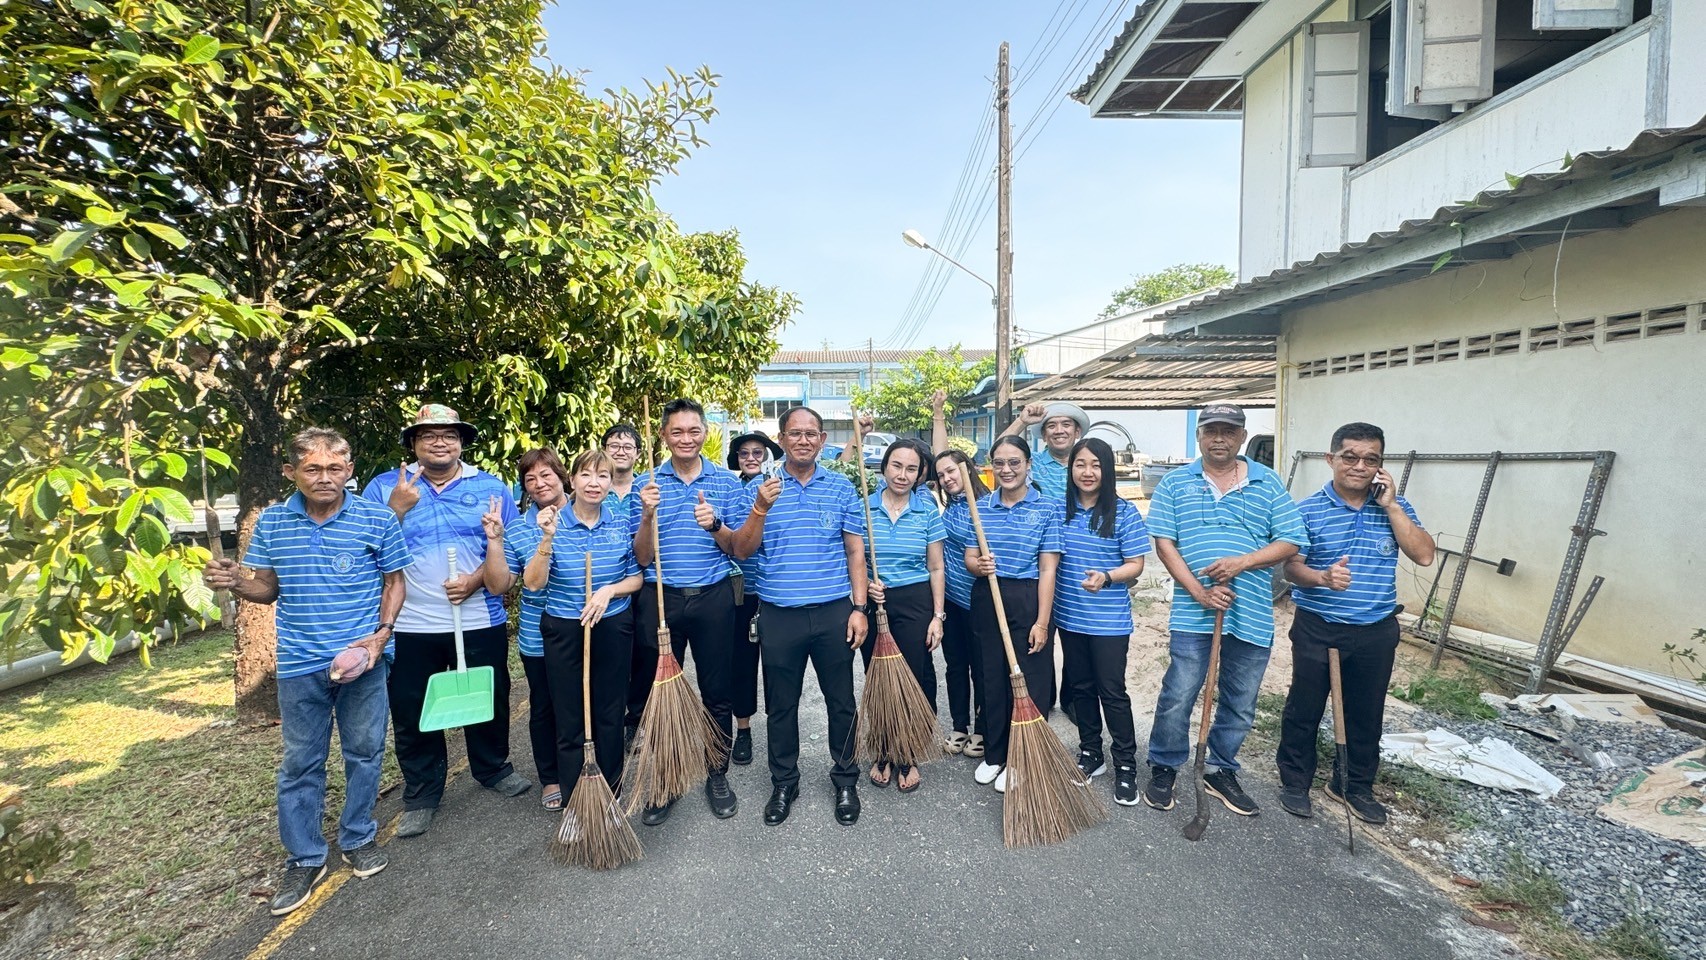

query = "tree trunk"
(233, 404), (286, 724)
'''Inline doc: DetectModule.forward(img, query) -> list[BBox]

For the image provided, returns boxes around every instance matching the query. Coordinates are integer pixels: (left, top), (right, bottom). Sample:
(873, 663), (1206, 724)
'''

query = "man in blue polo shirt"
(723, 406), (869, 828)
(631, 398), (751, 824)
(1143, 403), (1309, 817)
(204, 428), (410, 917)
(361, 404), (526, 839)
(998, 400), (1087, 500)
(1278, 422), (1434, 824)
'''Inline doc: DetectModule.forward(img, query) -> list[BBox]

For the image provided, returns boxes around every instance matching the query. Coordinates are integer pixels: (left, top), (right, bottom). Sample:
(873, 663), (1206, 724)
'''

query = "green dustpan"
(420, 546), (495, 732)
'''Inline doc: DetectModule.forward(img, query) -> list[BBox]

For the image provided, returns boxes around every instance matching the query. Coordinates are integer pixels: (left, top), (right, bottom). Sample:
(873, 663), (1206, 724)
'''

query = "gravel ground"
(1385, 705), (1706, 956)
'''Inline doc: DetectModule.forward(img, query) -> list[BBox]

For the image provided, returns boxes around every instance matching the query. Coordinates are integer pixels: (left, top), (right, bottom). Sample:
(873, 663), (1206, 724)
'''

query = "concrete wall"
(1277, 207), (1706, 672)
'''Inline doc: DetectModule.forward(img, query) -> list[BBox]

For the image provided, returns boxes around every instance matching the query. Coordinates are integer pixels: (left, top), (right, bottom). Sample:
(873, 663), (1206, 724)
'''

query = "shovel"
(1329, 646), (1355, 853)
(419, 545), (496, 732)
(1182, 609), (1225, 842)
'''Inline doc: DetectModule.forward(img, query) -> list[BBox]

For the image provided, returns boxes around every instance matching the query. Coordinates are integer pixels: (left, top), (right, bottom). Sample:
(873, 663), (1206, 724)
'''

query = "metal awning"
(1012, 333), (1276, 409)
(1073, 0), (1265, 118)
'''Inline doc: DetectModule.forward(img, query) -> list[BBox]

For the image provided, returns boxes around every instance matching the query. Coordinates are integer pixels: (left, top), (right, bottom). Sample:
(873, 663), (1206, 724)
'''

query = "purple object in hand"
(330, 646), (370, 683)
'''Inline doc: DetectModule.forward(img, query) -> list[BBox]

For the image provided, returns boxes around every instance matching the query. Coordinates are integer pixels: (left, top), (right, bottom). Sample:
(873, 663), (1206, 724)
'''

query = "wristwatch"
(377, 622), (396, 634)
(707, 516), (725, 533)
(934, 611), (948, 622)
(1104, 570), (1119, 586)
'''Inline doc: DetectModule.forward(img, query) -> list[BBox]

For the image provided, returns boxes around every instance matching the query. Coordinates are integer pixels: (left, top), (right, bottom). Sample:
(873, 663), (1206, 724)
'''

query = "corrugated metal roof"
(1146, 120), (1706, 331)
(1073, 2), (1167, 104)
(767, 348), (995, 366)
(1013, 333), (1276, 409)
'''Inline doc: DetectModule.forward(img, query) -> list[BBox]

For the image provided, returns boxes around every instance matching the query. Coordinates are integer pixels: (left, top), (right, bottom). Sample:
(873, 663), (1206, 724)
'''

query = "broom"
(850, 415), (939, 770)
(963, 477), (1106, 847)
(621, 396), (727, 815)
(552, 554), (643, 869)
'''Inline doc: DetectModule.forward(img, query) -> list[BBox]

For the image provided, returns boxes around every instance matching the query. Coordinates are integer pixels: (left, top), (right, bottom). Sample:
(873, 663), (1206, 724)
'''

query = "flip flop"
(541, 788), (563, 810)
(868, 761), (893, 789)
(896, 764), (922, 794)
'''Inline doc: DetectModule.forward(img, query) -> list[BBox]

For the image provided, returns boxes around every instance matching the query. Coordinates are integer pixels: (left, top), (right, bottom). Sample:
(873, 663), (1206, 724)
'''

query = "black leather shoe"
(834, 785), (861, 826)
(641, 798), (675, 827)
(731, 728), (753, 765)
(706, 772), (738, 819)
(763, 785), (799, 826)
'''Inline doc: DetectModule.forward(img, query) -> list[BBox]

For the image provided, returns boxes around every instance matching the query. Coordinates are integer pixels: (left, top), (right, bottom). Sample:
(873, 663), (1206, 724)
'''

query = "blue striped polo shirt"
(1031, 452), (1070, 500)
(1147, 457), (1309, 647)
(866, 489), (946, 589)
(361, 462), (517, 633)
(940, 497), (975, 610)
(1054, 499), (1153, 636)
(604, 484), (643, 540)
(742, 464), (865, 607)
(635, 456), (745, 588)
(539, 504), (641, 620)
(731, 475), (766, 595)
(944, 488), (1062, 580)
(1291, 483), (1424, 625)
(242, 492), (412, 679)
(501, 504), (551, 657)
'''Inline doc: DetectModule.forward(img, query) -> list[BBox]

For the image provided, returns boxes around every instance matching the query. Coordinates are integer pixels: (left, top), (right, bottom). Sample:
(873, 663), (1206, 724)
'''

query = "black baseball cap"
(1198, 404), (1246, 428)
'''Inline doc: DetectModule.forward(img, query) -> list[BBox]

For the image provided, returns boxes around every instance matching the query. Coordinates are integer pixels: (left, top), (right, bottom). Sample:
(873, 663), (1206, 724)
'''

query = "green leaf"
(150, 486), (194, 523)
(46, 225), (98, 263)
(202, 448), (233, 468)
(32, 480), (63, 520)
(182, 35), (220, 64)
(122, 232), (152, 261)
(155, 452), (189, 480)
(85, 206), (126, 226)
(1429, 251), (1454, 274)
(133, 513), (169, 554)
(115, 491), (146, 533)
(1504, 173), (1522, 190)
(139, 222), (189, 249)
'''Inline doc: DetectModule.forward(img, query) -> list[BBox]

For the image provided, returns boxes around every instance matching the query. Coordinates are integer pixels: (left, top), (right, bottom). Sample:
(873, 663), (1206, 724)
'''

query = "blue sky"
(546, 1), (1242, 352)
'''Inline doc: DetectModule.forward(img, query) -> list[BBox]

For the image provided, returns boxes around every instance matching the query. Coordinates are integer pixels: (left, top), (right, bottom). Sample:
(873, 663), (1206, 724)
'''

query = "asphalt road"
(207, 658), (1517, 960)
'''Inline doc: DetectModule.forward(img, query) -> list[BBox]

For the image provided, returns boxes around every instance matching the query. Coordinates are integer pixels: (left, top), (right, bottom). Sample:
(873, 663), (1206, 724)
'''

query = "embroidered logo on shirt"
(333, 554), (355, 574)
(1378, 536), (1398, 557)
(460, 492), (478, 507)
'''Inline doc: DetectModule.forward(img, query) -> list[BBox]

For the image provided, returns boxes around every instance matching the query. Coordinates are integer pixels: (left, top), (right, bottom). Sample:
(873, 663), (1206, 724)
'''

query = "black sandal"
(869, 761), (893, 788)
(896, 764), (922, 794)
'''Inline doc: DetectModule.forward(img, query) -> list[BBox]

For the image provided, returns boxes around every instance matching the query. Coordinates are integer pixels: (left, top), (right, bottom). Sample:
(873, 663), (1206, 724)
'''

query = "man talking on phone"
(1277, 422), (1434, 825)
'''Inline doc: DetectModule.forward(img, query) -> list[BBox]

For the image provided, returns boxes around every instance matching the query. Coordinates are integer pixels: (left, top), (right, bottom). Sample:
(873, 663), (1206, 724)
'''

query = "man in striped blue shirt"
(631, 398), (752, 824)
(1143, 404), (1309, 817)
(723, 406), (869, 828)
(204, 428), (410, 917)
(999, 400), (1088, 500)
(1278, 422), (1434, 825)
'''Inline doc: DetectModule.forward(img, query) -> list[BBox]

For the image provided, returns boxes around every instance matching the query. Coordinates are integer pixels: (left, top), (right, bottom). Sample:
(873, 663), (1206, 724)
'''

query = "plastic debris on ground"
(1598, 749), (1706, 851)
(1379, 728), (1566, 800)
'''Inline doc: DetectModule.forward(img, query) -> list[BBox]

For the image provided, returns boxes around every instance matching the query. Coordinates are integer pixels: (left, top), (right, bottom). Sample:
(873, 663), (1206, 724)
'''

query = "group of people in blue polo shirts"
(208, 395), (1433, 918)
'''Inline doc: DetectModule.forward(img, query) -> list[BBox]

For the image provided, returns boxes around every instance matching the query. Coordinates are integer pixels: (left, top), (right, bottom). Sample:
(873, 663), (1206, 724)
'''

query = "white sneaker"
(994, 768), (1009, 793)
(974, 761), (1003, 785)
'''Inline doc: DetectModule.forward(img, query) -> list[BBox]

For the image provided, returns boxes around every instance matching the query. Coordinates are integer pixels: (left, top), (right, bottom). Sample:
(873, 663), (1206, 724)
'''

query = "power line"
(1013, 0), (1126, 161)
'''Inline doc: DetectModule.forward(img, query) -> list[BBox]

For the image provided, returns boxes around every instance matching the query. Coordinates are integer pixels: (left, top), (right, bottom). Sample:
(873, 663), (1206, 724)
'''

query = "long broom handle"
(641, 396), (666, 625)
(1195, 609), (1224, 750)
(1329, 645), (1354, 851)
(962, 490), (1022, 676)
(850, 414), (883, 588)
(583, 553), (594, 739)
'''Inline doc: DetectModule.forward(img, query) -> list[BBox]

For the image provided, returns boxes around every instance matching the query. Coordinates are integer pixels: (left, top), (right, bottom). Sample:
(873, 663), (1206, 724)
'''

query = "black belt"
(761, 596), (850, 611)
(659, 576), (729, 598)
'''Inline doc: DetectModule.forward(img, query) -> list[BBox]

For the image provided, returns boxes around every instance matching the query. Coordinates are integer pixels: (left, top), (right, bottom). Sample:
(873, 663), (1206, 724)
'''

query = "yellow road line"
(244, 751), (476, 960)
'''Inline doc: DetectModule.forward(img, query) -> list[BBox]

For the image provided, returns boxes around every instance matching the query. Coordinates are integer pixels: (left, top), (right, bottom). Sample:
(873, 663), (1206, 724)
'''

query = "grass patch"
(1464, 851), (1678, 960)
(1599, 912), (1675, 960)
(0, 630), (402, 958)
(1389, 670), (1498, 720)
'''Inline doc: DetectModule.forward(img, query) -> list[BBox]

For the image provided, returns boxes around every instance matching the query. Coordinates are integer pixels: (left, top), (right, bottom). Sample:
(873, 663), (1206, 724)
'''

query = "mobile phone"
(1370, 480), (1388, 501)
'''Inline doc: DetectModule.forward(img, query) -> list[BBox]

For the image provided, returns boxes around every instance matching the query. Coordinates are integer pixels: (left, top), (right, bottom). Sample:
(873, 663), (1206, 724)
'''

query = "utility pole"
(866, 337), (876, 396)
(995, 41), (1014, 428)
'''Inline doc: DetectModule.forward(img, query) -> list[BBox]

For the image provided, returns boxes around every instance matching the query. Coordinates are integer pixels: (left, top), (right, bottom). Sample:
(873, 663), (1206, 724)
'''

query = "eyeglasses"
(736, 449), (767, 459)
(1334, 452), (1384, 468)
(603, 443), (637, 454)
(416, 430), (461, 444)
(990, 458), (1026, 471)
(783, 430), (821, 441)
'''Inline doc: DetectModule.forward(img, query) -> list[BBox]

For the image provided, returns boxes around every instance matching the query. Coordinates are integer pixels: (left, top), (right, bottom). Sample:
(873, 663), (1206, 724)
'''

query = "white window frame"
(1386, 0), (1452, 120)
(1533, 0), (1634, 31)
(1402, 0), (1496, 108)
(1301, 21), (1371, 168)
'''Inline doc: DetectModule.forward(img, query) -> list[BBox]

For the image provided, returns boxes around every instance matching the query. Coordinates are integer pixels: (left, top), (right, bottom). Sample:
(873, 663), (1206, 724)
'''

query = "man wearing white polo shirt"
(1278, 422), (1434, 824)
(204, 428), (410, 916)
(1141, 403), (1308, 817)
(361, 404), (526, 838)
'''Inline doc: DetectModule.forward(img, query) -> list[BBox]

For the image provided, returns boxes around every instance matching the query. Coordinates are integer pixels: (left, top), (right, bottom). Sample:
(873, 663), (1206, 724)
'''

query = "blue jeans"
(1146, 630), (1271, 774)
(277, 658), (390, 867)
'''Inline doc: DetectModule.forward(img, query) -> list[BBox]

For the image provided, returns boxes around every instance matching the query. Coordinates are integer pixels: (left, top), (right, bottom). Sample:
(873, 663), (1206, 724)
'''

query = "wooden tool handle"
(583, 553), (594, 733)
(641, 396), (665, 623)
(851, 413), (882, 587)
(963, 490), (1021, 675)
(1328, 647), (1347, 747)
(1195, 610), (1224, 749)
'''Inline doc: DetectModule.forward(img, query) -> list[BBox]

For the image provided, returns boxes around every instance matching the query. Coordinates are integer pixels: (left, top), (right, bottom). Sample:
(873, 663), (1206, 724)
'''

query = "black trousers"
(541, 609), (633, 800)
(972, 577), (1054, 767)
(629, 578), (737, 772)
(389, 623), (514, 811)
(1276, 608), (1400, 795)
(519, 653), (558, 786)
(759, 598), (859, 789)
(1060, 629), (1138, 767)
(732, 589), (763, 721)
(860, 580), (938, 713)
(941, 600), (984, 736)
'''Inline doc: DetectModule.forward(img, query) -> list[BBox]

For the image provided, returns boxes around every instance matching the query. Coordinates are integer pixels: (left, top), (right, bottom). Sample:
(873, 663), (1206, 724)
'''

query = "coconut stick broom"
(963, 480), (1106, 847)
(850, 416), (939, 770)
(553, 554), (643, 869)
(621, 397), (726, 814)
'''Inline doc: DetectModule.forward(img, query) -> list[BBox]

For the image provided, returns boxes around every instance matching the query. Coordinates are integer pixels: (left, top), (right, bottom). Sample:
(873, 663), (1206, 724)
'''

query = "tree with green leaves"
(848, 346), (995, 433)
(1098, 263), (1234, 319)
(1, 0), (794, 718)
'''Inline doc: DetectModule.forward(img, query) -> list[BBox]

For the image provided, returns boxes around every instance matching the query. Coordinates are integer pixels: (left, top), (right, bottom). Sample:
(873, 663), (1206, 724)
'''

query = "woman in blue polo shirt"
(481, 448), (569, 810)
(1054, 437), (1152, 807)
(947, 436), (1062, 793)
(863, 438), (946, 793)
(523, 450), (643, 803)
(933, 448), (990, 760)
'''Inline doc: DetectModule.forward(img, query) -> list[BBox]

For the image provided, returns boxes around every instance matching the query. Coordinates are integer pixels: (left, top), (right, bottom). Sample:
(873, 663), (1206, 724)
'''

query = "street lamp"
(901, 227), (1009, 427)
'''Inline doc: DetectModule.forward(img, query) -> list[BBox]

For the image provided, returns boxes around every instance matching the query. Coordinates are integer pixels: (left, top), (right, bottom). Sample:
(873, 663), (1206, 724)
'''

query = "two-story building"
(736, 348), (996, 448)
(1045, 0), (1706, 680)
